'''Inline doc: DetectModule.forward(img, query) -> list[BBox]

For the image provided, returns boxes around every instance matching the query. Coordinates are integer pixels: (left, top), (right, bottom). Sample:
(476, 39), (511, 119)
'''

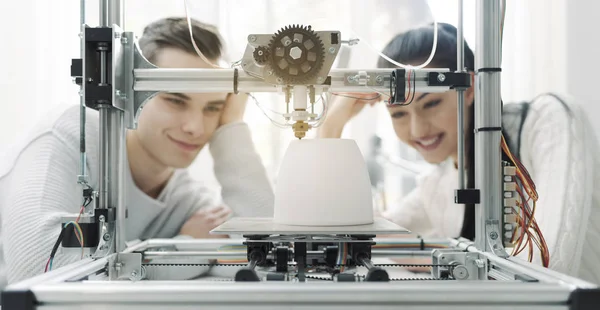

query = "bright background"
(0, 0), (597, 206)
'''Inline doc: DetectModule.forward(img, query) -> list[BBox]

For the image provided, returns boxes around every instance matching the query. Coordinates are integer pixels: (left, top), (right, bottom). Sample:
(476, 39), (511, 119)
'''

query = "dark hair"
(377, 23), (477, 240)
(138, 17), (223, 64)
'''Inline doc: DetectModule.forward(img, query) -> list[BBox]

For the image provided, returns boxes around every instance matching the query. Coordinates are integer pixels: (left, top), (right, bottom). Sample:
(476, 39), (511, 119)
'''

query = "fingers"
(200, 205), (232, 227)
(332, 92), (381, 101)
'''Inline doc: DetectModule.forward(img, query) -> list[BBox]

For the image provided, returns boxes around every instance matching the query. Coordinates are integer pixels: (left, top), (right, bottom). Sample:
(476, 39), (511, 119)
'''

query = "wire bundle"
(337, 243), (348, 272)
(44, 198), (91, 272)
(501, 135), (549, 267)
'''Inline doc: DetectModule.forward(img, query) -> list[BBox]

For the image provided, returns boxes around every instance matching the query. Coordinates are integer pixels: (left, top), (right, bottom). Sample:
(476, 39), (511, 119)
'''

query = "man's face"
(133, 47), (227, 168)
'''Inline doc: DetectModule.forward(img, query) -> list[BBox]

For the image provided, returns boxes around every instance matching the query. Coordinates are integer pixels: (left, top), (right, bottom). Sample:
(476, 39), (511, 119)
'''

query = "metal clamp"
(344, 71), (386, 87)
(486, 220), (509, 258)
(432, 249), (488, 280)
(108, 253), (144, 281)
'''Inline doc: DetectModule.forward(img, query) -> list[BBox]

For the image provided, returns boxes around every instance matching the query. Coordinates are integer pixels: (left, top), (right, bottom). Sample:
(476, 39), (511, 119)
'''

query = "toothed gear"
(253, 46), (270, 65)
(268, 25), (325, 84)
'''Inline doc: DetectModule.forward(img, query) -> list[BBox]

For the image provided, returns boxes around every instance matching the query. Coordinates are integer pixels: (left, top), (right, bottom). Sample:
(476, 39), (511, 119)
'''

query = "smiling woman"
(319, 21), (600, 284)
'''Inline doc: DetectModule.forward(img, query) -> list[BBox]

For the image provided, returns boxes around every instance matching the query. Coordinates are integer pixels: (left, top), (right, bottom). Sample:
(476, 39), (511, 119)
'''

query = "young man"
(0, 17), (274, 286)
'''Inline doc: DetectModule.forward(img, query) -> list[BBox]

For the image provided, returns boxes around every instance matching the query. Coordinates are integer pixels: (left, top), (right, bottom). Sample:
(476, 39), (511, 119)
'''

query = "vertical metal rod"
(100, 0), (108, 27)
(474, 0), (503, 251)
(108, 0), (124, 29)
(456, 0), (466, 190)
(100, 51), (107, 84)
(98, 106), (110, 209)
(110, 110), (127, 252)
(79, 0), (87, 184)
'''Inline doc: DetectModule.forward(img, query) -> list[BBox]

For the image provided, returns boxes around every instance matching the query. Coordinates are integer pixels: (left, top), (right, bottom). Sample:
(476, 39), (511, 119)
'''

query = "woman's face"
(387, 83), (474, 164)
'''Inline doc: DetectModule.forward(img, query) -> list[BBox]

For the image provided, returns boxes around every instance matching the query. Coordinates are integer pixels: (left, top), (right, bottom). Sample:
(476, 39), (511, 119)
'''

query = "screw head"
(103, 233), (110, 241)
(99, 215), (106, 222)
(475, 259), (485, 268)
(249, 35), (257, 42)
(329, 47), (336, 54)
(114, 32), (121, 39)
(276, 77), (283, 84)
(437, 73), (446, 82)
(267, 70), (273, 76)
(347, 76), (355, 83)
(121, 37), (128, 44)
(490, 232), (499, 240)
(453, 265), (469, 280)
(376, 76), (383, 83)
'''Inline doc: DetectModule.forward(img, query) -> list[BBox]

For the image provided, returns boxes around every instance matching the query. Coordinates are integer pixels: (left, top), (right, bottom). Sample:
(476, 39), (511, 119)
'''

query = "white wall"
(566, 0), (600, 135)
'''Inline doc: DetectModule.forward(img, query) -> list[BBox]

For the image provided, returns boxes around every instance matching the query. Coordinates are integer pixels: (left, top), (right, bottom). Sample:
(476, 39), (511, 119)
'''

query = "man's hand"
(179, 205), (232, 239)
(219, 93), (249, 126)
(317, 93), (381, 138)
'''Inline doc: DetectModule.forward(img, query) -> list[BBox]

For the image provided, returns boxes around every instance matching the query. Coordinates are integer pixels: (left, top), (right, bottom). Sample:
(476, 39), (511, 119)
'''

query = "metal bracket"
(486, 219), (509, 258)
(108, 253), (144, 281)
(432, 249), (488, 280)
(92, 215), (115, 258)
(344, 71), (387, 87)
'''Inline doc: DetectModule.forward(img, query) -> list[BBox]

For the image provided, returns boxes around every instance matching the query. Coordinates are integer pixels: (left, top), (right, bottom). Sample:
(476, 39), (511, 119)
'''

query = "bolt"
(121, 37), (128, 44)
(289, 46), (303, 60)
(475, 259), (485, 268)
(490, 232), (498, 240)
(437, 73), (446, 82)
(115, 263), (122, 269)
(114, 32), (121, 39)
(115, 90), (122, 97)
(258, 50), (264, 56)
(99, 215), (106, 222)
(376, 76), (383, 83)
(103, 233), (110, 241)
(249, 35), (256, 42)
(131, 270), (138, 277)
(452, 265), (469, 280)
(329, 47), (336, 54)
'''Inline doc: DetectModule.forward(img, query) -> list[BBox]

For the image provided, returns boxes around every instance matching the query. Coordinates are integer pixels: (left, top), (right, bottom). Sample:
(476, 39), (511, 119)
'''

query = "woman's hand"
(317, 93), (381, 138)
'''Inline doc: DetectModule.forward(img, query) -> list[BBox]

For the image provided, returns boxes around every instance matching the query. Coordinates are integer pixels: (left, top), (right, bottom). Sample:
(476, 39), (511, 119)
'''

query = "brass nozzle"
(292, 121), (309, 139)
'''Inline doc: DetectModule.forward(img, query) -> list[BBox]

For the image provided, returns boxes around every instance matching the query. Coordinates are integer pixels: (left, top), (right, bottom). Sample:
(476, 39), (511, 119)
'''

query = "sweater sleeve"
(209, 122), (274, 218)
(2, 133), (84, 284)
(517, 95), (593, 275)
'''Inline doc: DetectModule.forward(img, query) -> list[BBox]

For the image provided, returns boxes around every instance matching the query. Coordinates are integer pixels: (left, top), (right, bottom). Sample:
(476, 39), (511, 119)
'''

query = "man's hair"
(138, 17), (223, 64)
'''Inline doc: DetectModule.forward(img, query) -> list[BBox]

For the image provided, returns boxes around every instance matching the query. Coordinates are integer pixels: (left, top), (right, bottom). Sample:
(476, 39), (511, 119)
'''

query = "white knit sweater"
(383, 94), (600, 284)
(0, 105), (274, 287)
